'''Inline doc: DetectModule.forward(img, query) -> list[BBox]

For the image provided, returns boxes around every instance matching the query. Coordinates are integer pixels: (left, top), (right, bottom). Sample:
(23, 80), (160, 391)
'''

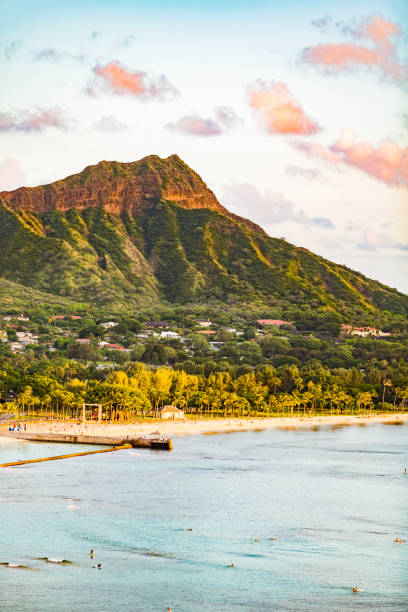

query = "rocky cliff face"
(0, 154), (225, 216)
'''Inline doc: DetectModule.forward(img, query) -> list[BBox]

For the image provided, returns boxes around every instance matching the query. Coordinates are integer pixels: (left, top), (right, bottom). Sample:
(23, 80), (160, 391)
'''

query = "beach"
(2, 412), (406, 442)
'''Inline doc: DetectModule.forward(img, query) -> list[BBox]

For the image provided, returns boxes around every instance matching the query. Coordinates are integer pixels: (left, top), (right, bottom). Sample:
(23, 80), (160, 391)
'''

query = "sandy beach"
(1, 412), (406, 442)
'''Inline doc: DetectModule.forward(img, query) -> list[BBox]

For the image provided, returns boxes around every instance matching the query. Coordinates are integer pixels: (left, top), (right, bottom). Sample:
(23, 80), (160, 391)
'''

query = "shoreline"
(1, 412), (406, 442)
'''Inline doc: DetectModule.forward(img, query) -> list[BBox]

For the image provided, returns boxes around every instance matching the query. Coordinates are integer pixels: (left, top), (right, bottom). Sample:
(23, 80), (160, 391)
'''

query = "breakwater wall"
(0, 431), (172, 450)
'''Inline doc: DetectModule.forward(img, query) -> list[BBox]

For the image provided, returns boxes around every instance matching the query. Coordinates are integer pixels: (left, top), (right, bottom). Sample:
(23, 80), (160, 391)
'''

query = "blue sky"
(1, 0), (407, 291)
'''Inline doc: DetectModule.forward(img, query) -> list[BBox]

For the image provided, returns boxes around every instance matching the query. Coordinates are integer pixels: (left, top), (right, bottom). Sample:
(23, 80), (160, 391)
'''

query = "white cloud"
(222, 181), (333, 227)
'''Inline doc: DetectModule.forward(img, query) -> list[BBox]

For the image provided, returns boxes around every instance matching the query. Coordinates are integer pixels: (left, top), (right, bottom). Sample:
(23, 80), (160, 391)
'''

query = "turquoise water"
(0, 425), (407, 611)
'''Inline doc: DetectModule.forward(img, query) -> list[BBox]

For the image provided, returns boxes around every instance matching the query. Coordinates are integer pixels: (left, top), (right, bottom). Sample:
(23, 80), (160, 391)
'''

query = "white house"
(9, 342), (24, 352)
(197, 320), (212, 328)
(16, 332), (38, 345)
(159, 405), (185, 420)
(160, 331), (180, 339)
(101, 321), (117, 329)
(341, 324), (391, 338)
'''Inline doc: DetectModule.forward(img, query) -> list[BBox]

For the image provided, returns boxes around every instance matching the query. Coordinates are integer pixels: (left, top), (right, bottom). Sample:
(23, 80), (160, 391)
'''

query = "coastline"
(1, 412), (406, 442)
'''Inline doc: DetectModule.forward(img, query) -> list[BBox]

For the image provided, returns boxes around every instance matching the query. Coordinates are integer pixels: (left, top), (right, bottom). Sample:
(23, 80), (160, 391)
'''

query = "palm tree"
(382, 379), (392, 411)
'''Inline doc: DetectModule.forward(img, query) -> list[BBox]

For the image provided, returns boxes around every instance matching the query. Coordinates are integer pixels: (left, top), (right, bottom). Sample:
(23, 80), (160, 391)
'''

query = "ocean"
(0, 424), (407, 611)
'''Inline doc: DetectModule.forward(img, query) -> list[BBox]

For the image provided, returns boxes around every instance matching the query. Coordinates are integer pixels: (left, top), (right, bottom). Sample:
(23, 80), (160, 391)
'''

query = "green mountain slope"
(0, 154), (407, 320)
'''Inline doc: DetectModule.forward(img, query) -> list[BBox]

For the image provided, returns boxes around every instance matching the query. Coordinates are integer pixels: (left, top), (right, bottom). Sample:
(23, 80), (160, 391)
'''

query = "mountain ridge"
(0, 154), (407, 321)
(0, 154), (223, 214)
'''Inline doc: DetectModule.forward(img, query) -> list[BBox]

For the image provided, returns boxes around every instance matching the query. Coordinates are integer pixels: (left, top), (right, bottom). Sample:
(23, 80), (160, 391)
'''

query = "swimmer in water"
(97, 563), (102, 569)
(404, 468), (407, 475)
(353, 587), (359, 593)
(229, 563), (235, 568)
(90, 549), (94, 558)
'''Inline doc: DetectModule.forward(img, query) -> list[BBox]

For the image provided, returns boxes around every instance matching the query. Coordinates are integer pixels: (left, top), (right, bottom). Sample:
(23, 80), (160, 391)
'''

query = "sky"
(1, 0), (407, 292)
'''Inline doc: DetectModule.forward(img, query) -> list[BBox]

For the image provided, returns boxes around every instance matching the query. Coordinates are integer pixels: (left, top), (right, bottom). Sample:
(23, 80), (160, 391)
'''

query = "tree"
(382, 379), (392, 410)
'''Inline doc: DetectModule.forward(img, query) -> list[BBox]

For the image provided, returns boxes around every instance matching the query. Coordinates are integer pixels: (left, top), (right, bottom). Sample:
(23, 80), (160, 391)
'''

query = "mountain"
(0, 154), (407, 319)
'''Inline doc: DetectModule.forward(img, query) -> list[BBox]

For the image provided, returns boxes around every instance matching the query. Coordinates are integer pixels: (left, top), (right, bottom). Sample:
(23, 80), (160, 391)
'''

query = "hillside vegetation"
(0, 154), (407, 325)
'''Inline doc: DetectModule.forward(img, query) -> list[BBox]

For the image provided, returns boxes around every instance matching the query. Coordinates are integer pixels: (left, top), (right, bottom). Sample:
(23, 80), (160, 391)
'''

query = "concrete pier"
(0, 430), (172, 450)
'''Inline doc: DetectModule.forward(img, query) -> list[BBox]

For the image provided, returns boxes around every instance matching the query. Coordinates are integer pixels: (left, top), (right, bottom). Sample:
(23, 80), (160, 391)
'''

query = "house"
(160, 331), (179, 339)
(9, 342), (24, 352)
(159, 405), (185, 420)
(197, 330), (216, 335)
(145, 320), (169, 329)
(105, 343), (127, 351)
(3, 315), (29, 322)
(16, 332), (38, 345)
(76, 338), (91, 344)
(101, 321), (116, 329)
(341, 324), (391, 338)
(225, 327), (244, 336)
(256, 319), (290, 326)
(197, 319), (212, 327)
(209, 341), (223, 351)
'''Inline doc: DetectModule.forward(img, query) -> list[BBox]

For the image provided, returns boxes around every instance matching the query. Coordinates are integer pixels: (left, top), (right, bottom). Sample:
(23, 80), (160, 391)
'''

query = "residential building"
(16, 331), (38, 345)
(197, 319), (212, 327)
(340, 324), (391, 338)
(160, 331), (180, 339)
(101, 321), (117, 329)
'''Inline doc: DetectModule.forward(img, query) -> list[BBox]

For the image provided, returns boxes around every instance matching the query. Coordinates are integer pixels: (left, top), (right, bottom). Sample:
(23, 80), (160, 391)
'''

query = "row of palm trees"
(4, 370), (408, 422)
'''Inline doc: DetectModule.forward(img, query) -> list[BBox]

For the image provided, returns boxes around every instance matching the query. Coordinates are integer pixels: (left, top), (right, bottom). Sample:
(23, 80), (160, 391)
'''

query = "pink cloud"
(248, 80), (319, 135)
(363, 14), (400, 49)
(293, 129), (408, 187)
(89, 61), (177, 99)
(357, 229), (408, 251)
(0, 157), (26, 190)
(0, 107), (69, 132)
(167, 114), (221, 136)
(302, 14), (407, 82)
(167, 107), (239, 136)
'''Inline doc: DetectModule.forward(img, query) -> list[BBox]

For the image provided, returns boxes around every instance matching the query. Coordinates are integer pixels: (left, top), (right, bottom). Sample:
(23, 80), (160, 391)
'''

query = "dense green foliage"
(1, 351), (407, 420)
(1, 306), (407, 419)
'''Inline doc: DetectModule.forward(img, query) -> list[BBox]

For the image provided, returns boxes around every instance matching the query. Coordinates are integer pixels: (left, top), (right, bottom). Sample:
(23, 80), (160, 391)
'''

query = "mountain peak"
(0, 154), (226, 216)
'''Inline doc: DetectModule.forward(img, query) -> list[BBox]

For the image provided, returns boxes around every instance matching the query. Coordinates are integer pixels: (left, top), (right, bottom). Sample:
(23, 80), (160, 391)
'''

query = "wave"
(0, 562), (33, 570)
(36, 557), (73, 565)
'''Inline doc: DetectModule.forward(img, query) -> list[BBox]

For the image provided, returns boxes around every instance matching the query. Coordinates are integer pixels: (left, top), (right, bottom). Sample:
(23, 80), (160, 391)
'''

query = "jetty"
(0, 431), (172, 450)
